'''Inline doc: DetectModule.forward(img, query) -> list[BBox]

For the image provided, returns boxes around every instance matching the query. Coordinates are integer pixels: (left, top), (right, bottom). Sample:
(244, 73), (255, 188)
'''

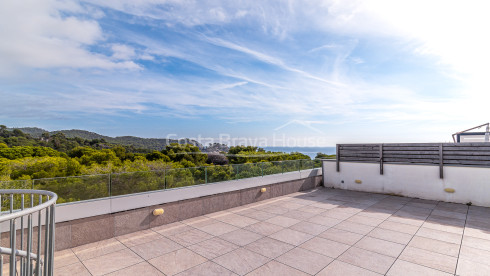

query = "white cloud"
(111, 44), (136, 60)
(0, 0), (140, 75)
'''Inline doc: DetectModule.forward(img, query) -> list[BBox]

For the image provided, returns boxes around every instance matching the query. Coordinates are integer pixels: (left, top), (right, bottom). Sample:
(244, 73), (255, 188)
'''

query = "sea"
(263, 147), (336, 159)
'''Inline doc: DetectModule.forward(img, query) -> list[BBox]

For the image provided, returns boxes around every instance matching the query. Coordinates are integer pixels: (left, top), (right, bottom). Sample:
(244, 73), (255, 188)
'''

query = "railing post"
(20, 194), (24, 276)
(205, 167), (208, 184)
(336, 144), (340, 172)
(9, 194), (15, 276)
(439, 144), (444, 179)
(380, 144), (384, 175)
(48, 204), (55, 276)
(109, 173), (112, 197)
(43, 196), (50, 276)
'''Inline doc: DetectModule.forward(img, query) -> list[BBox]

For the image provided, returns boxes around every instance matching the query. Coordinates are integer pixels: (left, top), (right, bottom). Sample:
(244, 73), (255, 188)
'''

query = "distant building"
(452, 123), (490, 143)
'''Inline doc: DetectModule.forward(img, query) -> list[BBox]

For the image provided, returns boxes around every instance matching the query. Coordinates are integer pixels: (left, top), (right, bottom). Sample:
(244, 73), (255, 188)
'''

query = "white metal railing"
(0, 190), (57, 276)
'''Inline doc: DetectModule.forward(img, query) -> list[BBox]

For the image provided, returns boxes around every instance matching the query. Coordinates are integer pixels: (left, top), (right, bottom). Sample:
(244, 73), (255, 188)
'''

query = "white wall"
(323, 160), (490, 207)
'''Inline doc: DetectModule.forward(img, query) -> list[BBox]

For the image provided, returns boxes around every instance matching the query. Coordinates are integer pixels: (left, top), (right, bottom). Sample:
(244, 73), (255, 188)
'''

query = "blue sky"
(1, 0), (489, 146)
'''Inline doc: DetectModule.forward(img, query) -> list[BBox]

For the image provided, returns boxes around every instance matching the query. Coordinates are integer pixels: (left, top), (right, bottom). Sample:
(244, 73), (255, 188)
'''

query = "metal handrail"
(0, 189), (57, 276)
(0, 190), (57, 222)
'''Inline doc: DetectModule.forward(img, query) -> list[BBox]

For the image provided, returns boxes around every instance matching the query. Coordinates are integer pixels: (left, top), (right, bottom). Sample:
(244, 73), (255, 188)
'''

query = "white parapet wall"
(323, 160), (490, 207)
(55, 168), (322, 223)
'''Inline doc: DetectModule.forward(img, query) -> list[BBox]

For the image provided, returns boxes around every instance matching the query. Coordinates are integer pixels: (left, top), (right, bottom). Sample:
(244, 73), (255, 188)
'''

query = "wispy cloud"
(0, 0), (487, 143)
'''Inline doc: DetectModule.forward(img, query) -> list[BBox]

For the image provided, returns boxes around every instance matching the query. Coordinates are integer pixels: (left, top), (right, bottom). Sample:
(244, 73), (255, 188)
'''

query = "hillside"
(11, 127), (202, 151)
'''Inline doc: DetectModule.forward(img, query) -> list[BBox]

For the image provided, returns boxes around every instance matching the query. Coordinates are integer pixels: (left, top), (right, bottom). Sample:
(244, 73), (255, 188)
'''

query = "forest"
(0, 126), (326, 203)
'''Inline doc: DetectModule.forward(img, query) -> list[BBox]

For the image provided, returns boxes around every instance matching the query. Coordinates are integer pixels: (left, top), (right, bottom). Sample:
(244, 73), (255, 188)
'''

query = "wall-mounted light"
(153, 208), (164, 216)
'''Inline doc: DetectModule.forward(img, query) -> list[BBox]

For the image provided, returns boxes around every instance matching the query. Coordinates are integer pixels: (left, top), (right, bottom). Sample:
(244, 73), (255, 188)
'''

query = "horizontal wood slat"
(337, 143), (490, 169)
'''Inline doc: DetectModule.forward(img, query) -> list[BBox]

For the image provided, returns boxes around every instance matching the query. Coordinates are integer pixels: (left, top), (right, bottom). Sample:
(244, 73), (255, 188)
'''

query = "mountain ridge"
(8, 127), (202, 151)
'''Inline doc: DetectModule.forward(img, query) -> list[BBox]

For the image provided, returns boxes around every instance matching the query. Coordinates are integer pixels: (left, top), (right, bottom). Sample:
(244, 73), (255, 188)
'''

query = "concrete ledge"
(56, 168), (322, 223)
(53, 174), (322, 250)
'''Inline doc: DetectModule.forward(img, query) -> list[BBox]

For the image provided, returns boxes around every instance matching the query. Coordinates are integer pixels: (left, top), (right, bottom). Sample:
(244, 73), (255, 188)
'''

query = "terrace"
(3, 143), (490, 275)
(53, 187), (490, 276)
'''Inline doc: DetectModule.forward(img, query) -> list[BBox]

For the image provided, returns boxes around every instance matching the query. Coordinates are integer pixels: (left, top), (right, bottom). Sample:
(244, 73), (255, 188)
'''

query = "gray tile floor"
(54, 187), (490, 275)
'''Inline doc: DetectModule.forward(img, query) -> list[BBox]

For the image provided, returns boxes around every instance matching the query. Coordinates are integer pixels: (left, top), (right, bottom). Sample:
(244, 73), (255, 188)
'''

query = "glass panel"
(313, 159), (323, 168)
(111, 170), (165, 196)
(0, 179), (32, 189)
(233, 163), (260, 179)
(301, 159), (314, 170)
(282, 160), (300, 173)
(165, 167), (203, 189)
(33, 174), (110, 203)
(262, 162), (282, 176)
(206, 165), (234, 183)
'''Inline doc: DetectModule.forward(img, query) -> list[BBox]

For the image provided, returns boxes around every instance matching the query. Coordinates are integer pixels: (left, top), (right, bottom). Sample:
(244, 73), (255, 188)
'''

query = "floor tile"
(346, 214), (384, 227)
(307, 215), (343, 227)
(82, 249), (143, 276)
(276, 247), (333, 275)
(116, 229), (163, 247)
(215, 213), (259, 228)
(456, 257), (490, 276)
(149, 248), (207, 276)
(338, 246), (395, 274)
(355, 236), (405, 257)
(289, 221), (330, 235)
(72, 238), (126, 261)
(105, 262), (164, 276)
(247, 261), (308, 276)
(182, 216), (217, 228)
(214, 248), (270, 275)
(408, 236), (460, 257)
(463, 226), (490, 240)
(54, 262), (91, 276)
(54, 249), (79, 269)
(317, 260), (382, 276)
(358, 209), (392, 220)
(462, 235), (490, 252)
(219, 229), (263, 246)
(261, 205), (290, 215)
(334, 221), (375, 235)
(319, 227), (364, 245)
(245, 237), (294, 258)
(243, 221), (284, 236)
(187, 237), (239, 259)
(265, 215), (300, 227)
(367, 227), (413, 245)
(399, 246), (457, 273)
(459, 245), (490, 266)
(176, 261), (237, 276)
(130, 236), (183, 260)
(269, 228), (313, 246)
(297, 205), (329, 214)
(168, 229), (214, 247)
(196, 221), (239, 236)
(387, 215), (425, 227)
(416, 227), (462, 244)
(377, 220), (419, 235)
(300, 236), (350, 258)
(236, 209), (276, 221)
(282, 209), (316, 220)
(321, 209), (355, 220)
(387, 259), (452, 276)
(152, 222), (193, 236)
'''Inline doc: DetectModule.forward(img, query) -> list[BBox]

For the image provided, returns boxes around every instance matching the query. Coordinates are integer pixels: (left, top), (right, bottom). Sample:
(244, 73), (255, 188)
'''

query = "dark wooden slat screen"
(336, 142), (490, 178)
